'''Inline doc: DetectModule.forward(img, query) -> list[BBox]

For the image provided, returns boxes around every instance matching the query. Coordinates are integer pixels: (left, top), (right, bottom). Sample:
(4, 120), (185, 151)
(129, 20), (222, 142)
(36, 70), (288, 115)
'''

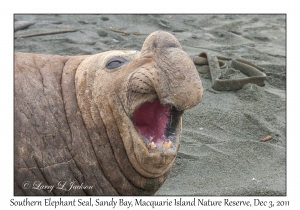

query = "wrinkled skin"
(14, 31), (203, 195)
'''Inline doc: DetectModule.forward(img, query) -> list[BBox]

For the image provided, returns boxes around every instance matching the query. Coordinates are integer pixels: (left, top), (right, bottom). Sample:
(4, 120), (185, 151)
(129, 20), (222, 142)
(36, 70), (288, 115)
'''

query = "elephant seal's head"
(75, 31), (202, 194)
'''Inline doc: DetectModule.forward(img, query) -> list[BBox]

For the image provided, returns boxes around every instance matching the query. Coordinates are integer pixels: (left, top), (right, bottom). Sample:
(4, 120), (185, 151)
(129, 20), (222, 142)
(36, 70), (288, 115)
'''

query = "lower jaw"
(141, 134), (176, 150)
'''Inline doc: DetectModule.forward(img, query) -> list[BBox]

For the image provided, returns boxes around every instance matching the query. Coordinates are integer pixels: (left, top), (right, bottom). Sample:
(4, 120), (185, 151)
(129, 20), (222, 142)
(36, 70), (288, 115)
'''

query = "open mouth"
(133, 99), (182, 150)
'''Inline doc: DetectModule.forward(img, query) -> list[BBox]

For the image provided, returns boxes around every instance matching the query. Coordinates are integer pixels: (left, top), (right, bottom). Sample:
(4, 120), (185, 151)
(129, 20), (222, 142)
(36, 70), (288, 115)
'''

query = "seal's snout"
(140, 31), (203, 111)
(157, 48), (203, 111)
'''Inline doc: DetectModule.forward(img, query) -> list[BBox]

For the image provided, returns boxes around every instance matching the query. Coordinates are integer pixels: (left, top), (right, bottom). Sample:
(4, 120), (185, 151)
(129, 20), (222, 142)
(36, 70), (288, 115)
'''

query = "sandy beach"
(14, 14), (286, 196)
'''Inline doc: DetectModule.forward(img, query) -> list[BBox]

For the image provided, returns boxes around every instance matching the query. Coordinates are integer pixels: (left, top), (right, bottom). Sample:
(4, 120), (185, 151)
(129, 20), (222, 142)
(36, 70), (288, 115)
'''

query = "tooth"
(149, 141), (156, 149)
(163, 141), (172, 149)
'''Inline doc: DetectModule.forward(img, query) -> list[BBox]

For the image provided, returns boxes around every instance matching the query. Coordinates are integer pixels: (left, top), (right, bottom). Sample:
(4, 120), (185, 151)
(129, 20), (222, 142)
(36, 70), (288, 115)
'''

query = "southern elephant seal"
(14, 30), (203, 195)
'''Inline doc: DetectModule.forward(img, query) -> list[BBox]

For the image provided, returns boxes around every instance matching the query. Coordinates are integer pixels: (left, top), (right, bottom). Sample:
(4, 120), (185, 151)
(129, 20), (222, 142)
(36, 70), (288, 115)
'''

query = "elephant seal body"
(14, 31), (203, 195)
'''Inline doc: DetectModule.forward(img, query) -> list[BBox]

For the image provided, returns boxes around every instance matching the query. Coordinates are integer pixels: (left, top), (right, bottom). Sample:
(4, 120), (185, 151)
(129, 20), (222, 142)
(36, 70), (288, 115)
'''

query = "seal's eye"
(106, 57), (128, 70)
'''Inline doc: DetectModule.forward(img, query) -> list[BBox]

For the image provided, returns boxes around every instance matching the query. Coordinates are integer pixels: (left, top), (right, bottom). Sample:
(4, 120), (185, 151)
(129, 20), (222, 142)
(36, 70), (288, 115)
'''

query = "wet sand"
(14, 14), (286, 195)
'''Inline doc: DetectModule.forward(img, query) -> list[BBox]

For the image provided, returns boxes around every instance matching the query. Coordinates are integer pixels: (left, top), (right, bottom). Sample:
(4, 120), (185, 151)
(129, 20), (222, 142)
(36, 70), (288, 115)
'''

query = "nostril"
(152, 40), (180, 50)
(164, 41), (180, 49)
(152, 42), (157, 49)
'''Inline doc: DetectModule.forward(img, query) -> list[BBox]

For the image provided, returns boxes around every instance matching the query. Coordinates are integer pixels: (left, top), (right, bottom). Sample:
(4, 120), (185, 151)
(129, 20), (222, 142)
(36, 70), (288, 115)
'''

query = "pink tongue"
(133, 100), (171, 144)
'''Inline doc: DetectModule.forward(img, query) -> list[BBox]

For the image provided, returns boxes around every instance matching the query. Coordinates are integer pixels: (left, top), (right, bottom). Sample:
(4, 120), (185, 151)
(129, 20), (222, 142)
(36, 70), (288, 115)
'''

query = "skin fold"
(14, 31), (203, 195)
